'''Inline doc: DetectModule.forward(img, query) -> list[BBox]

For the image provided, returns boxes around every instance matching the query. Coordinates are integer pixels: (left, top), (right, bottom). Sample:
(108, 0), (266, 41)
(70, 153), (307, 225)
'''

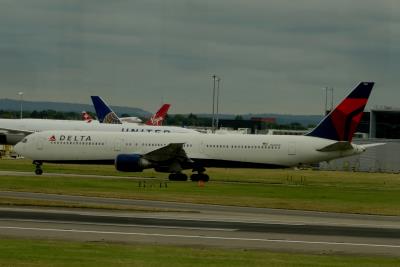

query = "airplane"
(81, 111), (95, 123)
(90, 96), (170, 126)
(0, 112), (198, 146)
(90, 96), (123, 124)
(144, 104), (171, 126)
(81, 109), (140, 124)
(14, 82), (382, 180)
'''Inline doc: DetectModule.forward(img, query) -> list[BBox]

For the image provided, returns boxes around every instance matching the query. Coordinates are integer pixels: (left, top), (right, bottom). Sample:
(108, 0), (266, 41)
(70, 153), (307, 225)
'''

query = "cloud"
(0, 0), (399, 114)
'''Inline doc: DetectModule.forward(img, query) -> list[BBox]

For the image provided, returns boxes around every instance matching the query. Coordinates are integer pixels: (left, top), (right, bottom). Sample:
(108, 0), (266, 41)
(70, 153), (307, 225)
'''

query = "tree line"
(0, 110), (309, 130)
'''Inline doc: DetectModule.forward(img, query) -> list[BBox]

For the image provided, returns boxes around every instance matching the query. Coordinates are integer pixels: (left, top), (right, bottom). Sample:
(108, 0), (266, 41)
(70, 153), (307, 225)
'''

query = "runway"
(0, 191), (399, 256)
(0, 170), (148, 180)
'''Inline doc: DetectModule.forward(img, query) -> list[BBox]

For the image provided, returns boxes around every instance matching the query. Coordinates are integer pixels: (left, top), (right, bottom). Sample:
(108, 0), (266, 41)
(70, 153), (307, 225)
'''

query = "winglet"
(145, 104), (171, 126)
(306, 82), (374, 142)
(90, 96), (122, 124)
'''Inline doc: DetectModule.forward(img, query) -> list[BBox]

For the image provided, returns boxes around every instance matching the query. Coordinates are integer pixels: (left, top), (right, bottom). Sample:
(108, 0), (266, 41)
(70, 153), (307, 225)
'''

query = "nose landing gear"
(33, 161), (43, 175)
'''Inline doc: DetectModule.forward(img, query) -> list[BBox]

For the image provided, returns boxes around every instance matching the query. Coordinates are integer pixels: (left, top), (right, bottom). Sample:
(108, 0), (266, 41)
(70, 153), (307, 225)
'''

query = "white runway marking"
(1, 225), (399, 249)
(0, 219), (236, 232)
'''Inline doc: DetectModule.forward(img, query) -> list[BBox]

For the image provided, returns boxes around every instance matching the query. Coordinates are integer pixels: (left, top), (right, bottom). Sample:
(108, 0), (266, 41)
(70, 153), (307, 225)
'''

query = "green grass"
(1, 159), (400, 215)
(0, 237), (398, 267)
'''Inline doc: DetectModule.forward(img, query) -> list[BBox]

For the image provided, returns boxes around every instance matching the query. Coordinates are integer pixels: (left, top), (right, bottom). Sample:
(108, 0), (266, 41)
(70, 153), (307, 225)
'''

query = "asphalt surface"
(0, 170), (149, 180)
(0, 191), (399, 256)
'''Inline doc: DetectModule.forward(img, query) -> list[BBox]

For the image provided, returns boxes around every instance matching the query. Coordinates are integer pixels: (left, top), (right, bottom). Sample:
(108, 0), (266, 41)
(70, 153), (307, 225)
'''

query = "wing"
(142, 143), (193, 172)
(144, 143), (189, 162)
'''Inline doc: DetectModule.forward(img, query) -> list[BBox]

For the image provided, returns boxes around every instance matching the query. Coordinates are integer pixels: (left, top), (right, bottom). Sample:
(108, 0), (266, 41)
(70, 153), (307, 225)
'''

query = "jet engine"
(0, 134), (25, 145)
(114, 154), (153, 172)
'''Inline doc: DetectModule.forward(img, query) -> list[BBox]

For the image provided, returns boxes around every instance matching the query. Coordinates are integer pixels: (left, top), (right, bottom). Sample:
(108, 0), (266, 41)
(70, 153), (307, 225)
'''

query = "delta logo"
(48, 135), (92, 142)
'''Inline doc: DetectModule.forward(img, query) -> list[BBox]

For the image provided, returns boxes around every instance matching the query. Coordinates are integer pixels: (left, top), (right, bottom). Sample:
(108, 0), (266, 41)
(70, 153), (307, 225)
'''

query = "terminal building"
(319, 107), (400, 173)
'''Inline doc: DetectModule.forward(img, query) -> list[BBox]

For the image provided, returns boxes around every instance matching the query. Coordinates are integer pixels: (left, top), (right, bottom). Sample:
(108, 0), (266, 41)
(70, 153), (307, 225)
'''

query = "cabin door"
(114, 139), (124, 152)
(288, 141), (296, 155)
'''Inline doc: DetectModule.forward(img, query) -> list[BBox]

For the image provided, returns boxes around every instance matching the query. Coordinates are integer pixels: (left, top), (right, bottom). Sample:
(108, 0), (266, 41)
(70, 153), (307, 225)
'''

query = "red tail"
(145, 104), (171, 126)
(81, 111), (93, 123)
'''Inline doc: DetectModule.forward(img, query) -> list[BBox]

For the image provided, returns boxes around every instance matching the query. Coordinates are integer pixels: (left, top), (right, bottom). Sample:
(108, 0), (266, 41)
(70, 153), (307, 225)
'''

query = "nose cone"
(13, 142), (24, 155)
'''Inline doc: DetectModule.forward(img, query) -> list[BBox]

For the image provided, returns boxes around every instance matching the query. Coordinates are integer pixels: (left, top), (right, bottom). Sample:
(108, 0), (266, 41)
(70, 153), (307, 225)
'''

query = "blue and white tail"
(91, 96), (122, 124)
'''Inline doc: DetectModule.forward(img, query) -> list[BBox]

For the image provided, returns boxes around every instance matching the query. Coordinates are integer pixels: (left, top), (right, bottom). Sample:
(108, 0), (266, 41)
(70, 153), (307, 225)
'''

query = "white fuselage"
(15, 131), (365, 168)
(0, 118), (198, 145)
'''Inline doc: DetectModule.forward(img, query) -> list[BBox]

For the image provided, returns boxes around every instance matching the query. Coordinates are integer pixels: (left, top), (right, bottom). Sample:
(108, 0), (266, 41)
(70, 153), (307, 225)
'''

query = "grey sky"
(0, 0), (399, 114)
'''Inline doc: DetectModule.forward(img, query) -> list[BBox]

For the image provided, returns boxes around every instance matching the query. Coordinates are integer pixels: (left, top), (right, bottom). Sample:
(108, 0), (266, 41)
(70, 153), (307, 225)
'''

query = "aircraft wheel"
(35, 168), (43, 175)
(190, 174), (200, 182)
(178, 173), (188, 181)
(191, 173), (209, 182)
(200, 174), (209, 182)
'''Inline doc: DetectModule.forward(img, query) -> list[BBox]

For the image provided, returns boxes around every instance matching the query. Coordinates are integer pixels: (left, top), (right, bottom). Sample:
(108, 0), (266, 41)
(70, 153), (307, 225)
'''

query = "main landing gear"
(168, 172), (210, 182)
(33, 161), (43, 175)
(190, 166), (209, 182)
(190, 173), (209, 182)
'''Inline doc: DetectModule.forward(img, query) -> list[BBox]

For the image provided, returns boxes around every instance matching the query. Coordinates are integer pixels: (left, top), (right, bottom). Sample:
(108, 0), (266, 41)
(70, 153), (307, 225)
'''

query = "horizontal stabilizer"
(317, 141), (353, 152)
(361, 143), (386, 149)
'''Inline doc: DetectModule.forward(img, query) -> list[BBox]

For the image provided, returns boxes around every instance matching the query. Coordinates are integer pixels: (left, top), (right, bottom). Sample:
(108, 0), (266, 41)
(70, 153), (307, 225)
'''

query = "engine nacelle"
(115, 154), (152, 172)
(0, 134), (25, 145)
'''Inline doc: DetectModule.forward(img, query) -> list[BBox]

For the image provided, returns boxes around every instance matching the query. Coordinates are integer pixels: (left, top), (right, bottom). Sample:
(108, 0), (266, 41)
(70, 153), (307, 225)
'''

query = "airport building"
(319, 139), (400, 173)
(369, 107), (400, 139)
(319, 107), (400, 173)
(355, 107), (400, 139)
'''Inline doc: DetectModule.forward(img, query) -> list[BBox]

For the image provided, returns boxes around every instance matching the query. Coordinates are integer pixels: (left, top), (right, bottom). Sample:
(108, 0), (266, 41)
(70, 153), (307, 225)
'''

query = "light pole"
(323, 87), (333, 115)
(324, 87), (328, 115)
(215, 76), (221, 130)
(212, 75), (216, 132)
(18, 92), (24, 119)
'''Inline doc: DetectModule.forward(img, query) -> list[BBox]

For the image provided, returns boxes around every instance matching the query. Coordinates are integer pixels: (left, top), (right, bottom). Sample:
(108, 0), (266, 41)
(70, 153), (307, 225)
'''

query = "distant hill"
(0, 98), (323, 126)
(0, 99), (151, 117)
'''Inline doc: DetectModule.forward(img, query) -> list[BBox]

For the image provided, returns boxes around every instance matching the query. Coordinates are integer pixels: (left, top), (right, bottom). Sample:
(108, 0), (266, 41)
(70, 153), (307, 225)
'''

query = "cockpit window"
(21, 138), (28, 143)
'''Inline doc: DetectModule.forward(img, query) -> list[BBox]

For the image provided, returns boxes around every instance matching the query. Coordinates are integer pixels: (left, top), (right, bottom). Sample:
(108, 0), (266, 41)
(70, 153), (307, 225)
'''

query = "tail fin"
(90, 96), (122, 124)
(81, 111), (93, 123)
(145, 104), (171, 126)
(306, 82), (374, 142)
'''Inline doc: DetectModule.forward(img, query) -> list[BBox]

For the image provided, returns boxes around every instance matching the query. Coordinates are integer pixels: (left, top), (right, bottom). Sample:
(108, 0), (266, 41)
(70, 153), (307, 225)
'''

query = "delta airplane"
(90, 96), (171, 126)
(0, 108), (197, 146)
(15, 82), (381, 180)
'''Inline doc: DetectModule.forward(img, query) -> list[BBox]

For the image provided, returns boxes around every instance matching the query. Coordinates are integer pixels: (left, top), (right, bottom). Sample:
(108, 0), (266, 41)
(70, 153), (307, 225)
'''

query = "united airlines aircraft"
(90, 96), (170, 126)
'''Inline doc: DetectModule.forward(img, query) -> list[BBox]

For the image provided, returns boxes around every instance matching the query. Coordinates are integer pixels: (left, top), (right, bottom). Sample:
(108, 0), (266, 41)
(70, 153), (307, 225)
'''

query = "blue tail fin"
(306, 82), (374, 142)
(90, 96), (122, 124)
